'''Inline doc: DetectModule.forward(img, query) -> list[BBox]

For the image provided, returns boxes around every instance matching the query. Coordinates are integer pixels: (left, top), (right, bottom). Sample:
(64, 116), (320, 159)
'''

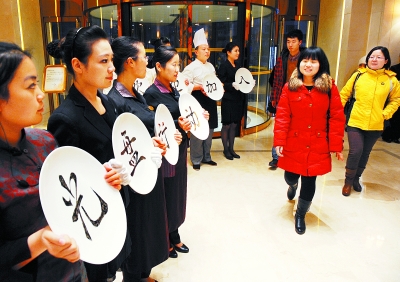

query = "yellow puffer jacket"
(340, 67), (400, 130)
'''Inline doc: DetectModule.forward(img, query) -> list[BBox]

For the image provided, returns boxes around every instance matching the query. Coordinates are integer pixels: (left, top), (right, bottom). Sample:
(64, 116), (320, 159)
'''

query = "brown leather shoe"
(342, 183), (352, 196)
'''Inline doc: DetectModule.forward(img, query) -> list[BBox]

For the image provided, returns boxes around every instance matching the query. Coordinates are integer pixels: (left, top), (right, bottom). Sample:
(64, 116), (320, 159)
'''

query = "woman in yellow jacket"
(340, 46), (400, 196)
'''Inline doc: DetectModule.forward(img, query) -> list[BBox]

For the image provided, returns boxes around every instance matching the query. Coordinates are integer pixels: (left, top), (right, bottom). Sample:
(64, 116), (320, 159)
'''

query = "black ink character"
(205, 80), (217, 93)
(157, 122), (170, 149)
(238, 76), (250, 85)
(120, 130), (146, 176)
(134, 80), (142, 92)
(185, 106), (200, 130)
(172, 80), (183, 93)
(128, 151), (146, 176)
(120, 130), (136, 155)
(171, 80), (183, 93)
(59, 173), (108, 240)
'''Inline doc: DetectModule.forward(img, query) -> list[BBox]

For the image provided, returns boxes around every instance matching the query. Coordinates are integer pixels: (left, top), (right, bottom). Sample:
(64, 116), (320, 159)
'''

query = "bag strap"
(383, 77), (393, 109)
(350, 72), (362, 100)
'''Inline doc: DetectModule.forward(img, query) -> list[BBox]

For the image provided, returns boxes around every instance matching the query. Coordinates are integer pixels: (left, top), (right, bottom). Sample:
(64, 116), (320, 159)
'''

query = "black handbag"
(344, 72), (362, 124)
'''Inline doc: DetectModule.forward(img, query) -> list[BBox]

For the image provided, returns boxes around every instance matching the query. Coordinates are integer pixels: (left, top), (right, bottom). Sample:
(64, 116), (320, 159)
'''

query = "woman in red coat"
(274, 47), (345, 235)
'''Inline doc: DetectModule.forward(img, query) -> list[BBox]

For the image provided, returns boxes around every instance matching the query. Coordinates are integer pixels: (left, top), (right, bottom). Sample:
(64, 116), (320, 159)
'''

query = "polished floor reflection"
(118, 120), (400, 282)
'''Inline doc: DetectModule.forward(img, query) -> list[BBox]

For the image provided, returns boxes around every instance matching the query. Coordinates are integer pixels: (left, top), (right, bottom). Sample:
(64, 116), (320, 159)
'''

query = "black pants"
(284, 171), (317, 202)
(169, 229), (181, 245)
(346, 126), (382, 170)
(121, 267), (151, 282)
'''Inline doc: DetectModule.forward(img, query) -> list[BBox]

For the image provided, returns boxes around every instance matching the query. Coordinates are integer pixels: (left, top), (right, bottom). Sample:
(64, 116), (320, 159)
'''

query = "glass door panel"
(246, 4), (274, 130)
(88, 5), (118, 39)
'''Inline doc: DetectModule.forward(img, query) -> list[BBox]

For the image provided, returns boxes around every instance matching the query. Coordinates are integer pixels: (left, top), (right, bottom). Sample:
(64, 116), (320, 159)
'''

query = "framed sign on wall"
(43, 65), (67, 93)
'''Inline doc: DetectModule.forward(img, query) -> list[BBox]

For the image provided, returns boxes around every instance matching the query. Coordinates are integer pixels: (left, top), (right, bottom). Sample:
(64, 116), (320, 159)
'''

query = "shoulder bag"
(344, 72), (362, 124)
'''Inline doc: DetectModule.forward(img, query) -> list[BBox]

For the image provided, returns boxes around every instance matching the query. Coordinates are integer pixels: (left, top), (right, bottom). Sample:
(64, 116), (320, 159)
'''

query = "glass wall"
(278, 19), (317, 49)
(128, 5), (239, 69)
(88, 5), (118, 39)
(85, 2), (275, 135)
(246, 5), (274, 130)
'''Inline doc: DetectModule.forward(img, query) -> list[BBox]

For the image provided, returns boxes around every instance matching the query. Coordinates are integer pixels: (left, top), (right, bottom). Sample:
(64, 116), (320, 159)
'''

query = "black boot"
(295, 198), (312, 235)
(342, 168), (357, 196)
(287, 182), (298, 200)
(353, 167), (365, 192)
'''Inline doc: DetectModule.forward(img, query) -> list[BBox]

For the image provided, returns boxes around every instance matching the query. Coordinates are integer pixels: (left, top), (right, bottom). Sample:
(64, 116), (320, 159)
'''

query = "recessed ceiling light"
(138, 7), (141, 10)
(227, 17), (230, 20)
(209, 19), (211, 21)
(206, 6), (209, 8)
(160, 20), (163, 22)
(140, 19), (143, 21)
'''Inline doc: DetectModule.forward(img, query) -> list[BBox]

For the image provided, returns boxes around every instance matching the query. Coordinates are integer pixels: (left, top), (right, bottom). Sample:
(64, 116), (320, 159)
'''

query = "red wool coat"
(273, 72), (345, 176)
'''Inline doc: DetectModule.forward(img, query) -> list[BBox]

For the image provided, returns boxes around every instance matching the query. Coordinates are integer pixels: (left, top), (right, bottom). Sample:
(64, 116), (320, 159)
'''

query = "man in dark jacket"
(269, 29), (304, 168)
(382, 62), (400, 143)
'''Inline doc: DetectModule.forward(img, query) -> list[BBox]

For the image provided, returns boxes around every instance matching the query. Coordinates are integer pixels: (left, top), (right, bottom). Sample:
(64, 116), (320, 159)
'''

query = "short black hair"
(366, 46), (391, 70)
(286, 29), (303, 41)
(0, 42), (31, 100)
(152, 46), (178, 74)
(222, 42), (239, 54)
(296, 47), (330, 81)
(111, 36), (142, 75)
(60, 25), (108, 75)
(151, 37), (171, 51)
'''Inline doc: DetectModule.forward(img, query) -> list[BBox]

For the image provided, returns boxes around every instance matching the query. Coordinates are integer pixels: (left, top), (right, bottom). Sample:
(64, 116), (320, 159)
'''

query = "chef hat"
(193, 28), (208, 48)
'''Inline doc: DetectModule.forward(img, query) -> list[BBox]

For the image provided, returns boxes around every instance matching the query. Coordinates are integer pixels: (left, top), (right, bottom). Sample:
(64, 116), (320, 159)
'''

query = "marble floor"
(114, 120), (400, 282)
